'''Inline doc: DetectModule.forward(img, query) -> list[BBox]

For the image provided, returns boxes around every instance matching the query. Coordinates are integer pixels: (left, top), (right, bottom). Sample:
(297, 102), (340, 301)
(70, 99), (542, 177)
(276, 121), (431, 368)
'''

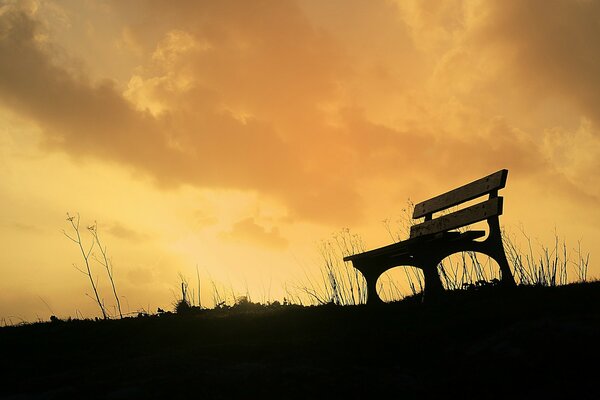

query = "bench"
(343, 169), (516, 304)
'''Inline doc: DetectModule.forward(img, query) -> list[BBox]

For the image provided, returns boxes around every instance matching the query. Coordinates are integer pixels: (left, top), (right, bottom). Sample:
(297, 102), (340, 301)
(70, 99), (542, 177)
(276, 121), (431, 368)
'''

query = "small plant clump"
(175, 299), (192, 314)
(173, 275), (203, 314)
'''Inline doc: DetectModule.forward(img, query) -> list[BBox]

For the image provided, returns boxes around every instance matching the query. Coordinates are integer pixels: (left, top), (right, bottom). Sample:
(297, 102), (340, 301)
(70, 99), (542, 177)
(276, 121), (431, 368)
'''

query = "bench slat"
(413, 169), (508, 219)
(343, 230), (486, 262)
(410, 197), (503, 238)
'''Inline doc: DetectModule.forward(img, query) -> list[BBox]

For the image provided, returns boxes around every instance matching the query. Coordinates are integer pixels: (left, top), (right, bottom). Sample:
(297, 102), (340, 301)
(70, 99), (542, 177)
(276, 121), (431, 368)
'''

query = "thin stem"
(66, 213), (107, 319)
(89, 223), (122, 319)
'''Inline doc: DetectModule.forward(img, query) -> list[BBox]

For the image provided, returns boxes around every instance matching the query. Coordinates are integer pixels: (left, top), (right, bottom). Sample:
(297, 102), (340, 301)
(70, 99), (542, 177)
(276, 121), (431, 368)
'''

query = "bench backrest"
(409, 169), (508, 238)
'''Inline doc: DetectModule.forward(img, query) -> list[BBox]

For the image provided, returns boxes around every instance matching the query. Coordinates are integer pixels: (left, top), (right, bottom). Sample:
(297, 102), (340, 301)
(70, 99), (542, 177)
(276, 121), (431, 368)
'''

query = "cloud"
(0, 2), (364, 224)
(126, 266), (155, 285)
(10, 222), (43, 234)
(191, 209), (218, 230)
(106, 222), (150, 242)
(542, 119), (600, 199)
(220, 217), (288, 249)
(464, 0), (600, 125)
(0, 0), (599, 229)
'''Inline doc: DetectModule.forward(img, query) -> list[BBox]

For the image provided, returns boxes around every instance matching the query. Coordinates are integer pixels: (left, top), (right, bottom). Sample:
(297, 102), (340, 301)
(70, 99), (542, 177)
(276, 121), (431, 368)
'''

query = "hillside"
(1, 282), (599, 399)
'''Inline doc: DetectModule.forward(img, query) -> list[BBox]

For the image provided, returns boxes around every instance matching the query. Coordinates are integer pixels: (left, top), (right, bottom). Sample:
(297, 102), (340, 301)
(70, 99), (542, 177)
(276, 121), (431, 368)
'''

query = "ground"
(1, 282), (599, 399)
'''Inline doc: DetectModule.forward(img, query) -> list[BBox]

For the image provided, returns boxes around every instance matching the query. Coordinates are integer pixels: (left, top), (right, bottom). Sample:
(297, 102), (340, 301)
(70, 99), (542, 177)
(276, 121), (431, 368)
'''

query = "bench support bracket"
(350, 216), (516, 305)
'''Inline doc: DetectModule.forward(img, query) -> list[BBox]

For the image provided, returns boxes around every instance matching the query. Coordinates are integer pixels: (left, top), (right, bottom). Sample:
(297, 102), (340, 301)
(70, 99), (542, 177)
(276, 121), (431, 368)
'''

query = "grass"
(291, 224), (591, 306)
(0, 281), (599, 399)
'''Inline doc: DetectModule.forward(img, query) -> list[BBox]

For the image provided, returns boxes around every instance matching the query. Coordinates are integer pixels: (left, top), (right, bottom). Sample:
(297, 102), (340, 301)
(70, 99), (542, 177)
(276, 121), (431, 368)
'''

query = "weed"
(64, 213), (107, 319)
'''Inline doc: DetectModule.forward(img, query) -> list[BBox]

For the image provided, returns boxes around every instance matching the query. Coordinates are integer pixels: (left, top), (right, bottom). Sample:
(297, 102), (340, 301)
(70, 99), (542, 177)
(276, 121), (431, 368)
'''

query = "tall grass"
(293, 228), (368, 305)
(296, 210), (591, 305)
(503, 227), (589, 286)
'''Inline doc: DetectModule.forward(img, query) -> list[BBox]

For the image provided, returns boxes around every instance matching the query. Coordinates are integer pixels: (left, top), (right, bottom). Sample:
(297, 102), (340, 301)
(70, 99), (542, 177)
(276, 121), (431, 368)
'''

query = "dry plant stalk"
(88, 223), (123, 318)
(64, 213), (107, 319)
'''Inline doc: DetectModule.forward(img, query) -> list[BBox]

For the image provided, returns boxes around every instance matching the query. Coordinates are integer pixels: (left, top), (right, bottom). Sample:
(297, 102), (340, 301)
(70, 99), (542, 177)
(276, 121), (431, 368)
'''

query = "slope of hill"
(1, 282), (599, 399)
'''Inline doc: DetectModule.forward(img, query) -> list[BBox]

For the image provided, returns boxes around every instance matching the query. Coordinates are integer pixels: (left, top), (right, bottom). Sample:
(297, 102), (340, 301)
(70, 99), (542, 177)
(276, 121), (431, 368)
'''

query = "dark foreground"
(1, 282), (599, 399)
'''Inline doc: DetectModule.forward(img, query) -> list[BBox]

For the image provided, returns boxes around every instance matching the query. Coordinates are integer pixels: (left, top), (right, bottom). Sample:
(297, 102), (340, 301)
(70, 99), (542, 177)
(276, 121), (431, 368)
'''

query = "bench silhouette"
(343, 169), (517, 304)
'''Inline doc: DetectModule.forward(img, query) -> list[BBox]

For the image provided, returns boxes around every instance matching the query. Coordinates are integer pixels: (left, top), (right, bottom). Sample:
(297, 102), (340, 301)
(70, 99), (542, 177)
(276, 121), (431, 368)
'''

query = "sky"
(1, 0), (599, 321)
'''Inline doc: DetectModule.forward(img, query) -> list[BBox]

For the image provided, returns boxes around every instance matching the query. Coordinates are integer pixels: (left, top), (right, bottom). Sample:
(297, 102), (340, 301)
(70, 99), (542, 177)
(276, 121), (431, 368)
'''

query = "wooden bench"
(343, 169), (516, 304)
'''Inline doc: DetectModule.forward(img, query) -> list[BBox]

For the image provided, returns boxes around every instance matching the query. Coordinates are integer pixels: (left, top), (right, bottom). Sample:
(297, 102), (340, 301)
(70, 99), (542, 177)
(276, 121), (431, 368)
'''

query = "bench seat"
(343, 230), (485, 262)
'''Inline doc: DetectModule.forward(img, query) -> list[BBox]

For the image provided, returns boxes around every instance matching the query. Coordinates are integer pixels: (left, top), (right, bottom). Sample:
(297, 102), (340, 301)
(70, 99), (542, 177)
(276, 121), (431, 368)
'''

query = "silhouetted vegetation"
(293, 206), (590, 306)
(1, 282), (598, 399)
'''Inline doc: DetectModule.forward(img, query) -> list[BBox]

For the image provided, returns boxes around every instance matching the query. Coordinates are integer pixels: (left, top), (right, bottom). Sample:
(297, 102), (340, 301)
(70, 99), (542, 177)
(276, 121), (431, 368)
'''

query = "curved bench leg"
(350, 260), (384, 305)
(365, 271), (383, 305)
(490, 247), (516, 287)
(487, 217), (517, 287)
(422, 263), (444, 302)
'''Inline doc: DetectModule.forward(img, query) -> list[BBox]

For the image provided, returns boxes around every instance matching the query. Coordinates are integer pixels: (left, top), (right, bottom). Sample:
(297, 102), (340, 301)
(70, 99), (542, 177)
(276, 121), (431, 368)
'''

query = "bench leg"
(365, 272), (383, 305)
(422, 264), (444, 301)
(487, 217), (517, 287)
(492, 247), (517, 287)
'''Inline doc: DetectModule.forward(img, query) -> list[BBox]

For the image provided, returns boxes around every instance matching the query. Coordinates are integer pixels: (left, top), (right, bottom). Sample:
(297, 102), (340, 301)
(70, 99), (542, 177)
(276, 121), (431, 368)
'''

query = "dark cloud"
(0, 1), (598, 228)
(0, 3), (360, 223)
(0, 1), (422, 225)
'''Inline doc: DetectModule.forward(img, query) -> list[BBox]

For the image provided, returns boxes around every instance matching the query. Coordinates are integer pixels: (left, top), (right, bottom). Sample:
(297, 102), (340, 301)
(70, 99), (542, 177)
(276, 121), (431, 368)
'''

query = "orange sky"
(1, 0), (599, 321)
